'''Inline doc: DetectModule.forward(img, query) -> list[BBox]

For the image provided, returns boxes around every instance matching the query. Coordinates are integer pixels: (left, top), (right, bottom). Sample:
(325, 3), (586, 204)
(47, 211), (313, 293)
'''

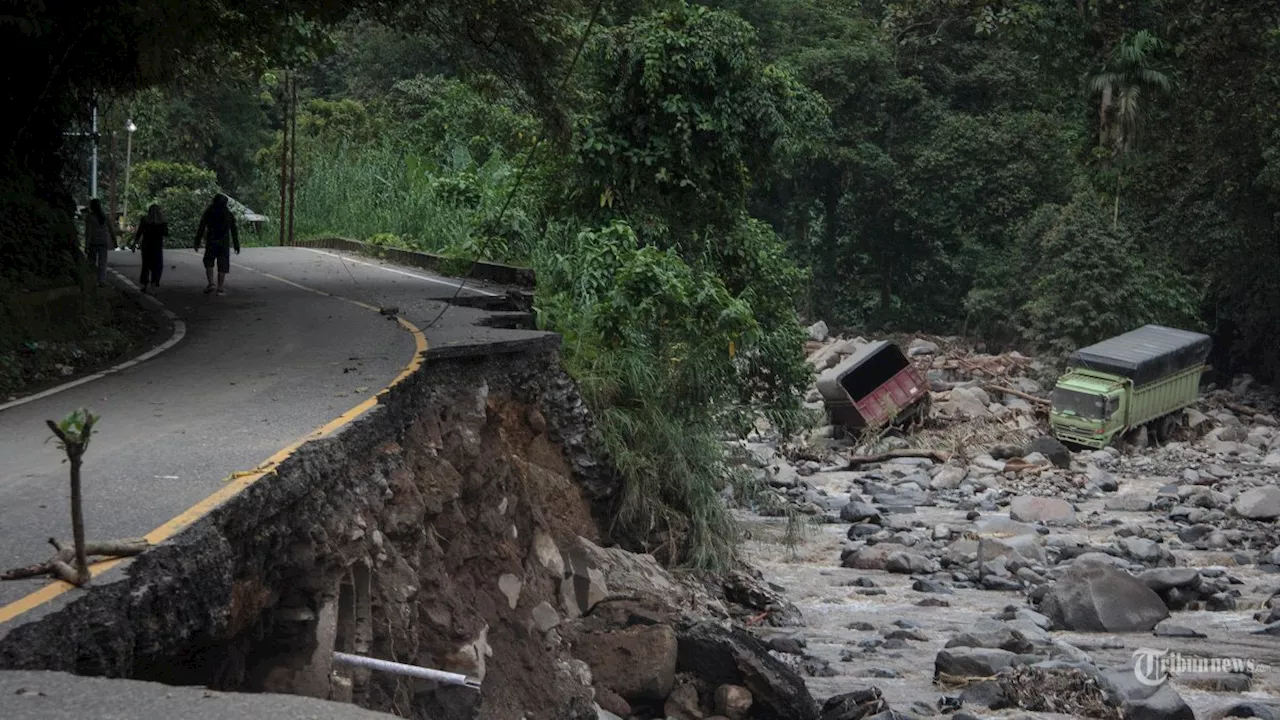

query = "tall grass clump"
(535, 220), (810, 569)
(569, 337), (739, 569)
(292, 143), (540, 261)
(293, 145), (471, 250)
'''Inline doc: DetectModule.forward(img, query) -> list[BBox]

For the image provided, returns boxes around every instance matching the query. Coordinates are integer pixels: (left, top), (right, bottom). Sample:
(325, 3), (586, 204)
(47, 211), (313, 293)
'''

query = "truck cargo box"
(1069, 325), (1211, 388)
(817, 341), (929, 430)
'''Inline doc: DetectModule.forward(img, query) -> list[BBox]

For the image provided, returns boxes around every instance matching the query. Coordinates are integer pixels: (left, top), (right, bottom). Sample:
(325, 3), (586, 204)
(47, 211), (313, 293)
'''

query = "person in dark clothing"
(193, 193), (240, 295)
(83, 198), (118, 286)
(133, 204), (168, 293)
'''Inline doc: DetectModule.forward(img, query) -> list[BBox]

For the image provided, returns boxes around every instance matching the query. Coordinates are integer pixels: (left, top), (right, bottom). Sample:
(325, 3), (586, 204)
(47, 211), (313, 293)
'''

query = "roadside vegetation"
(6, 0), (1280, 567)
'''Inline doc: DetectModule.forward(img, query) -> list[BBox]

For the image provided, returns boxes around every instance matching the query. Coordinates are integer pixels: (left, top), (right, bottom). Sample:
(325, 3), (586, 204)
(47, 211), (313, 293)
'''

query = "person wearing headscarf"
(83, 198), (118, 286)
(133, 204), (169, 293)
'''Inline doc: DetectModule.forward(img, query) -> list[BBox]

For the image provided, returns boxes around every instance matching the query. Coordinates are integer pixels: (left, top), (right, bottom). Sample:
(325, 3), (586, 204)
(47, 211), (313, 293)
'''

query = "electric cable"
(422, 0), (607, 330)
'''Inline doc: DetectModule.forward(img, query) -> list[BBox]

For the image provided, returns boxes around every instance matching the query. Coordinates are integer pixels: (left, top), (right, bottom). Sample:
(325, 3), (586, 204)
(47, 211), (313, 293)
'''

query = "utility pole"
(278, 70), (289, 247)
(90, 97), (99, 199)
(122, 120), (136, 225)
(287, 75), (298, 246)
(109, 124), (118, 223)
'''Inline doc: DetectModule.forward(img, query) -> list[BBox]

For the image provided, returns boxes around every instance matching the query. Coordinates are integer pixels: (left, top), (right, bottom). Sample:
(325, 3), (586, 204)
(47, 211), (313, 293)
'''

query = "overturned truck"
(817, 341), (930, 434)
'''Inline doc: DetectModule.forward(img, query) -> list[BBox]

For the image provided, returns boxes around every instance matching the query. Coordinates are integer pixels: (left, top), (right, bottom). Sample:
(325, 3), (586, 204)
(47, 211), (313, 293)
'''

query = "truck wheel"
(1157, 415), (1179, 444)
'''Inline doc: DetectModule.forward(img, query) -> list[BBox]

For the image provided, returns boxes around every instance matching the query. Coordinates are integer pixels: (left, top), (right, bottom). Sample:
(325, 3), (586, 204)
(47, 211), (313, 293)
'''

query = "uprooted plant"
(2, 409), (148, 586)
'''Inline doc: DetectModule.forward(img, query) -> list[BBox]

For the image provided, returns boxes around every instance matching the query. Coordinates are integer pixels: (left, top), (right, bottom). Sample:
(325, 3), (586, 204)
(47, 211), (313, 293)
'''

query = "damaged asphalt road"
(0, 247), (539, 614)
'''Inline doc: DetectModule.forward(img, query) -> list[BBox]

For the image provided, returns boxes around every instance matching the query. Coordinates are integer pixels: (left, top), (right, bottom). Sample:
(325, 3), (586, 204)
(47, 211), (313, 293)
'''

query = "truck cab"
(1050, 370), (1127, 448)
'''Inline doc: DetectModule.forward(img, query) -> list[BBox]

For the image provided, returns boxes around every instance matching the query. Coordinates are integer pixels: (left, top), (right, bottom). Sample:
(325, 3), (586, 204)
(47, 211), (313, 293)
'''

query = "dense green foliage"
(127, 162), (220, 245)
(10, 0), (1280, 565)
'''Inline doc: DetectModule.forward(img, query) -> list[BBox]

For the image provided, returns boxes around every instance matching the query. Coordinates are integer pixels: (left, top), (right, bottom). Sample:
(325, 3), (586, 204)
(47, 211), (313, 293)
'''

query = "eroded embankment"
(0, 335), (625, 718)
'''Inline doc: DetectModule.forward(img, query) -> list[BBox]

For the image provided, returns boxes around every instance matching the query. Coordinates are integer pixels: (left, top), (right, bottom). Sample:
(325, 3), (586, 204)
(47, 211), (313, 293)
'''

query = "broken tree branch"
(3, 538), (149, 582)
(51, 538), (149, 556)
(986, 385), (1052, 407)
(1228, 402), (1260, 418)
(49, 559), (81, 585)
(1, 559), (65, 581)
(845, 449), (952, 468)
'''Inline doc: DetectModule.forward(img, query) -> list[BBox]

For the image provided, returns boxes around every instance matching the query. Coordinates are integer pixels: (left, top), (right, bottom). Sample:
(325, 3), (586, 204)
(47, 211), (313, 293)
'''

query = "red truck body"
(817, 341), (931, 430)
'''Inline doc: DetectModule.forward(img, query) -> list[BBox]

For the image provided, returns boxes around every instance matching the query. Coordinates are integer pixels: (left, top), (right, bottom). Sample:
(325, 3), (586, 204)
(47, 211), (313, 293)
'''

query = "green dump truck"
(1050, 325), (1211, 448)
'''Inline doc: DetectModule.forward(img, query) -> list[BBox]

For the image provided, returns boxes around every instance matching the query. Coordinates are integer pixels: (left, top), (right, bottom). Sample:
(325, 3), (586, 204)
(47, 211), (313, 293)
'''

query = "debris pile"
(731, 328), (1280, 718)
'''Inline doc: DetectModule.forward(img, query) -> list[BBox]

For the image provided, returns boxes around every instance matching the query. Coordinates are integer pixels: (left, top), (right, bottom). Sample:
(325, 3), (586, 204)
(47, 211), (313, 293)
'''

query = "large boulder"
(841, 543), (911, 571)
(934, 648), (1019, 679)
(1027, 436), (1072, 469)
(718, 570), (804, 628)
(1040, 559), (1169, 632)
(715, 684), (754, 720)
(930, 465), (967, 490)
(1137, 568), (1201, 593)
(1234, 487), (1280, 520)
(1221, 702), (1280, 720)
(840, 501), (882, 524)
(885, 552), (939, 575)
(819, 687), (889, 720)
(570, 537), (726, 621)
(676, 621), (820, 720)
(908, 339), (939, 357)
(570, 624), (678, 704)
(979, 535), (1048, 566)
(1100, 665), (1195, 720)
(944, 620), (1034, 654)
(939, 387), (992, 419)
(1009, 496), (1077, 525)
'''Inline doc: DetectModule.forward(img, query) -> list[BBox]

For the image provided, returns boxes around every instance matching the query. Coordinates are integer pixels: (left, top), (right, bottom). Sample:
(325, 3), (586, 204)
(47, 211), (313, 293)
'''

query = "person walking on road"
(133, 204), (169, 293)
(193, 193), (240, 295)
(83, 198), (117, 287)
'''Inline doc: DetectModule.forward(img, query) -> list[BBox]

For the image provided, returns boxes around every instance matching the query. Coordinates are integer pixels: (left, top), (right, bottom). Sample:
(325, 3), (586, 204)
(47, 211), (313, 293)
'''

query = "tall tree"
(1090, 30), (1171, 227)
(1091, 30), (1170, 156)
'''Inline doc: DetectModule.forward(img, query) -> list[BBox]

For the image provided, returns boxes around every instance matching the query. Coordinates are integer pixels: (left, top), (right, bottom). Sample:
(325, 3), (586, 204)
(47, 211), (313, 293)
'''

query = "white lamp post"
(89, 100), (99, 200)
(121, 119), (137, 229)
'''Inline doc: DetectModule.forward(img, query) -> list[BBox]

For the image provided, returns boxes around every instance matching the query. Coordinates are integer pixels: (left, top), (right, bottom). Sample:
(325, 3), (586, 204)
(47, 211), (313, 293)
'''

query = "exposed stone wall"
(0, 336), (614, 719)
(0, 334), (820, 720)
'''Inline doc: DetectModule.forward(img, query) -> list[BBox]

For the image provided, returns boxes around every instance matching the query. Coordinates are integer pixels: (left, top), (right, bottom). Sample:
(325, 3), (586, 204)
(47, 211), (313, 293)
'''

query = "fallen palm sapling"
(1, 409), (149, 585)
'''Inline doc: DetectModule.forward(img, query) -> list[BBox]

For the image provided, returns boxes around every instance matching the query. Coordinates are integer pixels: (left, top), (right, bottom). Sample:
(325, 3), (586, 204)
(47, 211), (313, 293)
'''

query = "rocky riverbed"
(724, 331), (1280, 720)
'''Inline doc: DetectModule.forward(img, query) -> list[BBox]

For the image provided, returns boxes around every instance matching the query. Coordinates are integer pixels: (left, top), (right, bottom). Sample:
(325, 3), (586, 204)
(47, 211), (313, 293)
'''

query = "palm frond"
(1089, 73), (1119, 94)
(1137, 68), (1172, 92)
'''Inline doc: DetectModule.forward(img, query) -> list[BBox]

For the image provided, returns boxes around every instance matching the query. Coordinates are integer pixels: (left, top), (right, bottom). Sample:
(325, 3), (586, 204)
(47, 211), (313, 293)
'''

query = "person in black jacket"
(133, 204), (168, 293)
(193, 193), (240, 295)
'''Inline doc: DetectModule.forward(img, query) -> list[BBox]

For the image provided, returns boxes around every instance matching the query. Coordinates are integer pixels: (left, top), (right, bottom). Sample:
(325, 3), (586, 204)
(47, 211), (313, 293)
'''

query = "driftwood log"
(986, 384), (1052, 407)
(1228, 402), (1261, 418)
(846, 449), (952, 468)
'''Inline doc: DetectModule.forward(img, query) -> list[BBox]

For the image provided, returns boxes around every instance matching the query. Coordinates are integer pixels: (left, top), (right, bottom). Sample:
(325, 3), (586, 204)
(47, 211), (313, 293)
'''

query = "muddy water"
(739, 480), (1280, 718)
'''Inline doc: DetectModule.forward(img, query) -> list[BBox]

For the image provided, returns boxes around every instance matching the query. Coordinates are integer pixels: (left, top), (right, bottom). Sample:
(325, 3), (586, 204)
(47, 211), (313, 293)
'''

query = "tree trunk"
(287, 75), (298, 246)
(109, 130), (118, 226)
(1113, 170), (1121, 229)
(278, 70), (289, 247)
(68, 452), (89, 584)
(1098, 83), (1112, 151)
(846, 449), (951, 468)
(879, 253), (892, 313)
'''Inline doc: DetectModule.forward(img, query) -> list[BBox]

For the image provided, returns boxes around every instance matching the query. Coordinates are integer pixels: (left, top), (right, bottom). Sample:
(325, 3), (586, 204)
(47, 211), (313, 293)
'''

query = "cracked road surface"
(0, 246), (543, 614)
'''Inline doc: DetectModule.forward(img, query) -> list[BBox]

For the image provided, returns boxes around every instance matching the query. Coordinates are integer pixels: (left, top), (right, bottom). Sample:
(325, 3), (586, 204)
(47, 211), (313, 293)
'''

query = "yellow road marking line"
(0, 261), (427, 626)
